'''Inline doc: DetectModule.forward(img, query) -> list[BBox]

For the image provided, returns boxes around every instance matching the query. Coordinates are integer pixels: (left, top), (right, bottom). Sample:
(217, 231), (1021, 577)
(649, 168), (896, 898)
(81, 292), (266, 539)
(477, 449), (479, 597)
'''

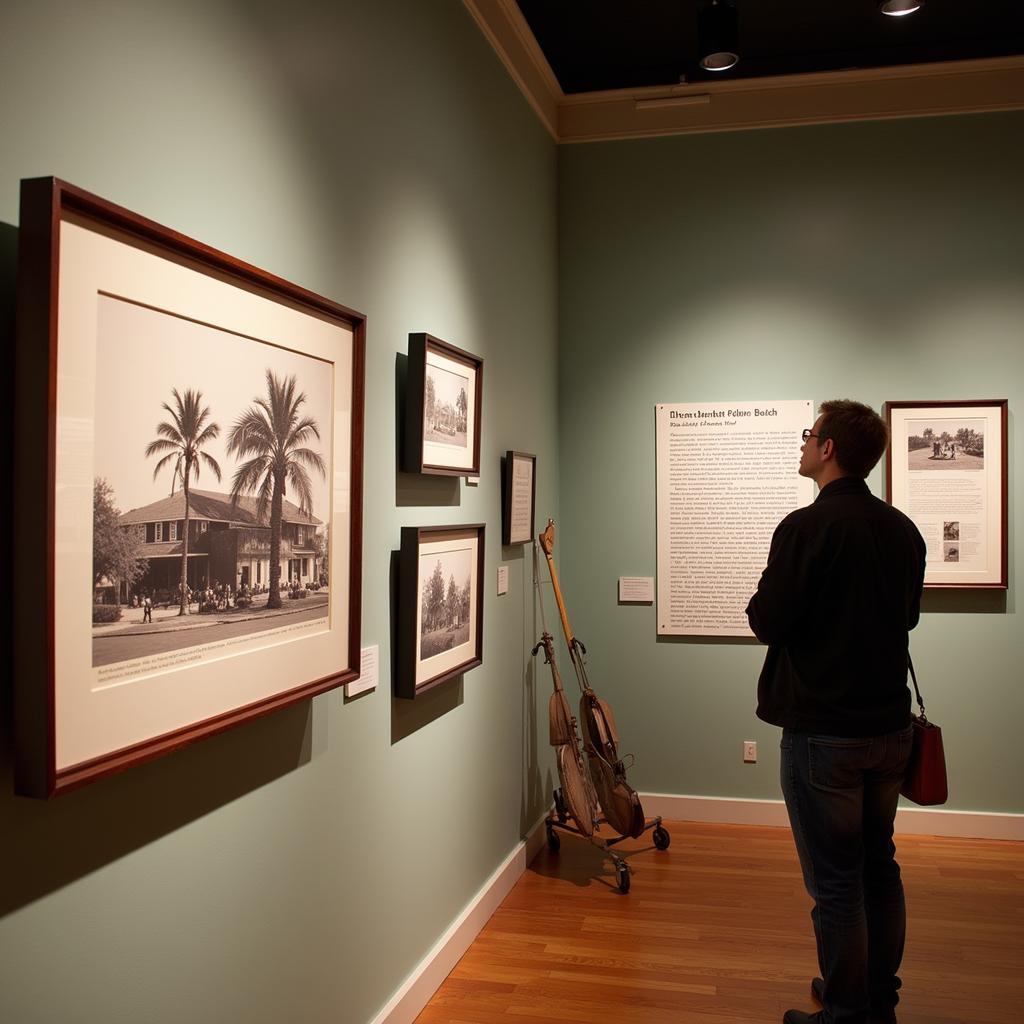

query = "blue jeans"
(781, 726), (913, 1024)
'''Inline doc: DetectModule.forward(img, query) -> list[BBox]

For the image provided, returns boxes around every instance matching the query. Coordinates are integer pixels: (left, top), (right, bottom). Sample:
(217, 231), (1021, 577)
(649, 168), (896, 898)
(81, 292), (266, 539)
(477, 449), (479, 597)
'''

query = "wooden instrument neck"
(538, 633), (567, 695)
(539, 520), (575, 648)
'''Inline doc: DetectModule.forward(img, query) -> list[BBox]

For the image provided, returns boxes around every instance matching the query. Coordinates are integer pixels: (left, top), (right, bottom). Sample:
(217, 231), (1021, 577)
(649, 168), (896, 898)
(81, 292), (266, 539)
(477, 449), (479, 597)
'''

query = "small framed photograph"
(396, 525), (485, 698)
(14, 177), (365, 796)
(403, 333), (483, 476)
(501, 450), (536, 545)
(885, 399), (1008, 588)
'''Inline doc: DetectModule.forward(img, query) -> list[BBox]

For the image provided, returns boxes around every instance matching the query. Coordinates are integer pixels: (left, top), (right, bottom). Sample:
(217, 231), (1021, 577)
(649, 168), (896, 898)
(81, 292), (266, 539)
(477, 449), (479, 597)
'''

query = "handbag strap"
(908, 653), (926, 720)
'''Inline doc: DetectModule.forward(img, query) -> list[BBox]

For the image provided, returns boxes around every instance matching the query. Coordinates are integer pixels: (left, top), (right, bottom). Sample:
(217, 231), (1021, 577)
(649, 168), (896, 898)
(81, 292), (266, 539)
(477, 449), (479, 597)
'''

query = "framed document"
(885, 399), (1008, 589)
(501, 450), (536, 545)
(403, 333), (483, 476)
(396, 525), (485, 698)
(14, 177), (365, 796)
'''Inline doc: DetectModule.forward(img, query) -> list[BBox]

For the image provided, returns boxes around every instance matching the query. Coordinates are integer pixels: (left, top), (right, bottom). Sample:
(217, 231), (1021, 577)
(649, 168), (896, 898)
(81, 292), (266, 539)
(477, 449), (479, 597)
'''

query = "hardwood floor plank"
(416, 821), (1024, 1024)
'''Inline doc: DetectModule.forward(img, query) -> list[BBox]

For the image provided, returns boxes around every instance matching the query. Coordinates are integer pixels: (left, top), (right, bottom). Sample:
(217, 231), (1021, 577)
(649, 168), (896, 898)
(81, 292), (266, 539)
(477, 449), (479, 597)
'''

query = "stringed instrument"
(532, 630), (598, 838)
(539, 520), (646, 839)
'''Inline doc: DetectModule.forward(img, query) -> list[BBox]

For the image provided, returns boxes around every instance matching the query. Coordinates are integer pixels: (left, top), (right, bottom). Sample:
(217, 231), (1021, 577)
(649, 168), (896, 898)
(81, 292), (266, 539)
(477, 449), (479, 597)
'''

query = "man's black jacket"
(745, 476), (926, 737)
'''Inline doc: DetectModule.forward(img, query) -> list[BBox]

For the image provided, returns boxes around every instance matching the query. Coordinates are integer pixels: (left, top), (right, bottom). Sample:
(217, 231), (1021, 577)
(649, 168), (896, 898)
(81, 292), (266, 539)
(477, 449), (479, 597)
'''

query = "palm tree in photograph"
(227, 370), (325, 609)
(145, 388), (222, 616)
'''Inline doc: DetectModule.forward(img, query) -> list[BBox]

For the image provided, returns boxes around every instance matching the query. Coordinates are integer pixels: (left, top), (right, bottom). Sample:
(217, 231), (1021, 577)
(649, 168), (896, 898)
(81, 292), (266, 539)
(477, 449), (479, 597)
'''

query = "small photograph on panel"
(944, 543), (960, 563)
(905, 419), (985, 471)
(943, 521), (960, 541)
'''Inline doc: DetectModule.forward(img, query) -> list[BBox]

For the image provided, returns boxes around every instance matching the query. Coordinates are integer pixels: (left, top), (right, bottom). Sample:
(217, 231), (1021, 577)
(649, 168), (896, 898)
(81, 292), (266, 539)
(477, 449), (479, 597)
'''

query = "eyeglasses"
(801, 429), (821, 442)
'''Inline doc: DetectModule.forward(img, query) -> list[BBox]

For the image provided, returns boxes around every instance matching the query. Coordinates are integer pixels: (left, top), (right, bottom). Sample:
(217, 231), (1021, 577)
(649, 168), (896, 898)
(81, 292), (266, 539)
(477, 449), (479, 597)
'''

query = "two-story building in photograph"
(119, 489), (322, 600)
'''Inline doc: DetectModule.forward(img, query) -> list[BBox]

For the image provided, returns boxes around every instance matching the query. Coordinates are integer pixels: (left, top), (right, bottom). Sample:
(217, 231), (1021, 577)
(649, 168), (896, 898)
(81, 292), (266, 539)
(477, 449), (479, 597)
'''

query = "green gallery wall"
(0, 3), (558, 1023)
(0, 3), (1020, 1023)
(557, 112), (1023, 814)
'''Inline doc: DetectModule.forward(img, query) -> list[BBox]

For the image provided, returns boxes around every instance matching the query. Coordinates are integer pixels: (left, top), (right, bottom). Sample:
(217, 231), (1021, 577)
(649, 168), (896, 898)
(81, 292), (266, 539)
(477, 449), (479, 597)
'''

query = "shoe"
(806, 979), (897, 1024)
(783, 1012), (823, 1024)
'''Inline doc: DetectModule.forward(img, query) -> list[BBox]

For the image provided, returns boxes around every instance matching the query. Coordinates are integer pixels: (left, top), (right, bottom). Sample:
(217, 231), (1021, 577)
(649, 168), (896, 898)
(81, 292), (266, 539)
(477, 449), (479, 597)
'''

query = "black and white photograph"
(418, 548), (472, 660)
(944, 521), (960, 541)
(423, 363), (469, 450)
(91, 296), (334, 669)
(944, 542), (960, 562)
(396, 524), (484, 698)
(906, 418), (985, 471)
(403, 333), (483, 476)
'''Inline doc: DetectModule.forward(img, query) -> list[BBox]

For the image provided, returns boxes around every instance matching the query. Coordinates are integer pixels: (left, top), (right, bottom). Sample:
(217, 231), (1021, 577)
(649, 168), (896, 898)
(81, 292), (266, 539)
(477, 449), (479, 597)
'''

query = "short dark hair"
(817, 399), (889, 478)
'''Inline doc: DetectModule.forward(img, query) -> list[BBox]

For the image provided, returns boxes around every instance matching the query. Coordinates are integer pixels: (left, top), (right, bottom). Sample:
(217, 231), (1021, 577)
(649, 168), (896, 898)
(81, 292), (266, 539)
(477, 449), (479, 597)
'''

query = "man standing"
(746, 400), (926, 1024)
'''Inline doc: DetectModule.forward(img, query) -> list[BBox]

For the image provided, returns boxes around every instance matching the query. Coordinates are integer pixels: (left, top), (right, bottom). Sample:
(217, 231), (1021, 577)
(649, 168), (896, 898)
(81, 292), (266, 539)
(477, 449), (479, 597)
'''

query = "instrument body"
(534, 630), (597, 837)
(579, 692), (645, 838)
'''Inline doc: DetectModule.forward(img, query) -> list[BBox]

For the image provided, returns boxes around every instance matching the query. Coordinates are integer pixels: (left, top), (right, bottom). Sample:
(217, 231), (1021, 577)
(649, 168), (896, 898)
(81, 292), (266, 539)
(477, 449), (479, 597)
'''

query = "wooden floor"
(416, 820), (1024, 1024)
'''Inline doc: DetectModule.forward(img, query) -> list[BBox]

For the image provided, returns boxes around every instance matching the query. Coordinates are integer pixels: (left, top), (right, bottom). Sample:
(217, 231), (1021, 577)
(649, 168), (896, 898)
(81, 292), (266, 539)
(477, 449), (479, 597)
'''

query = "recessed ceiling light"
(700, 51), (739, 72)
(879, 0), (924, 16)
(699, 0), (739, 72)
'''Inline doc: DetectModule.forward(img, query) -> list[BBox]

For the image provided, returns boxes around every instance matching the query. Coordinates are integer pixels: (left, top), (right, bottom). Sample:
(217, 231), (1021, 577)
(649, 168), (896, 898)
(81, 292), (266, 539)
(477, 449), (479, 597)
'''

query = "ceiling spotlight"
(698, 0), (739, 72)
(879, 0), (924, 15)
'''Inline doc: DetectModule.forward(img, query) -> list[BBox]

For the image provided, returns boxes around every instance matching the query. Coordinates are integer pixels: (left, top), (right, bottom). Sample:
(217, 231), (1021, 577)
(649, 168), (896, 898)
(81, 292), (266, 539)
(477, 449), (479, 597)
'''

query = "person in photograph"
(142, 594), (153, 623)
(745, 400), (926, 1024)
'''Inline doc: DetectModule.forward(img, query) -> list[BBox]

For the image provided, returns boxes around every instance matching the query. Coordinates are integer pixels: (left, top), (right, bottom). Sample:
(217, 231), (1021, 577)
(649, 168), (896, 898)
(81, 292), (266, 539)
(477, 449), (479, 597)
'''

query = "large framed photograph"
(14, 177), (365, 797)
(885, 399), (1007, 589)
(396, 525), (484, 698)
(501, 450), (536, 545)
(403, 333), (483, 476)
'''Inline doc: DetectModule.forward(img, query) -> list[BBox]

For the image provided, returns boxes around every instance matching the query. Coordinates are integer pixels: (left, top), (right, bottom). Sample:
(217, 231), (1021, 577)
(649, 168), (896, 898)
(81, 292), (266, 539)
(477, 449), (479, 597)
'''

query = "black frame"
(403, 332), (483, 476)
(501, 450), (537, 545)
(396, 524), (485, 698)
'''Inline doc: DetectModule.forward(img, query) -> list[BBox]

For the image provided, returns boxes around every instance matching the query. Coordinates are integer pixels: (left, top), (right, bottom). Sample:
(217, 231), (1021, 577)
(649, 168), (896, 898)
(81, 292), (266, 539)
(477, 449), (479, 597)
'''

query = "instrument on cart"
(532, 520), (669, 893)
(533, 629), (598, 839)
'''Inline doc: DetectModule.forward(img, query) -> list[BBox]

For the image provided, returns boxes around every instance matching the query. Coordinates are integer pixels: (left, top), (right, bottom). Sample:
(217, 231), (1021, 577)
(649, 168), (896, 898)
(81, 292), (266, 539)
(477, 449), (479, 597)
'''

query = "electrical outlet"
(743, 740), (757, 763)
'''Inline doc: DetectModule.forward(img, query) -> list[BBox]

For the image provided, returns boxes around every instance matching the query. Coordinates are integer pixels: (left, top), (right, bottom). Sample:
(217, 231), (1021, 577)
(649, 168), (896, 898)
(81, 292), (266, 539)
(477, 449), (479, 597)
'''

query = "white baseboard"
(640, 792), (1024, 841)
(370, 815), (548, 1024)
(371, 795), (1021, 1024)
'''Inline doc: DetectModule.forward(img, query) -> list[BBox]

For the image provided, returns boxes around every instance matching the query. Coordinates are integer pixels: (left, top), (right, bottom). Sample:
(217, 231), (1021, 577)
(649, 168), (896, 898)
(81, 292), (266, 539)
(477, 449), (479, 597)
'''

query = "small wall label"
(345, 645), (378, 697)
(618, 576), (654, 603)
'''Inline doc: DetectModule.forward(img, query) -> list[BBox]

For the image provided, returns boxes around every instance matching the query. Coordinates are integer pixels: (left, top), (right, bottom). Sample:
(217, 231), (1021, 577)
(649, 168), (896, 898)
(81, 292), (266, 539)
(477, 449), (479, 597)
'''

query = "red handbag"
(900, 656), (948, 806)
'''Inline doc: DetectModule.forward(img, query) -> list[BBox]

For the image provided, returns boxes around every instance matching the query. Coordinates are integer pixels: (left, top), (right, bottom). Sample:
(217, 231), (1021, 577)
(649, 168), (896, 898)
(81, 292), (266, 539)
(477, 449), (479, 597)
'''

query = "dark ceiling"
(515, 1), (1024, 94)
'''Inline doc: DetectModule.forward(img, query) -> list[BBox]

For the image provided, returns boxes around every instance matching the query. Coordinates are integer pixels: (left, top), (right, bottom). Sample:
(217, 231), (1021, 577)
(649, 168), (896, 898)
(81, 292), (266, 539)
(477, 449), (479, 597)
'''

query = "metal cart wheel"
(616, 863), (631, 894)
(553, 788), (568, 824)
(653, 826), (671, 850)
(546, 823), (561, 852)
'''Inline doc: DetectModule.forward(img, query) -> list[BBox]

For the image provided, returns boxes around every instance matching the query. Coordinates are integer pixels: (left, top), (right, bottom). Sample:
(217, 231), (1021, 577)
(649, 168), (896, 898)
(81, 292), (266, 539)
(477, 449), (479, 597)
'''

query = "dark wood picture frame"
(501, 450), (537, 546)
(403, 332), (483, 476)
(14, 176), (366, 797)
(884, 398), (1008, 589)
(396, 524), (485, 699)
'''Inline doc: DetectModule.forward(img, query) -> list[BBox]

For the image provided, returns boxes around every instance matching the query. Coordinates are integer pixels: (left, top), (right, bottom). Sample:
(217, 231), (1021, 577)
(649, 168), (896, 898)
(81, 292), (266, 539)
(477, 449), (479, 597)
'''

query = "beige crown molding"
(462, 0), (562, 138)
(463, 0), (1024, 143)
